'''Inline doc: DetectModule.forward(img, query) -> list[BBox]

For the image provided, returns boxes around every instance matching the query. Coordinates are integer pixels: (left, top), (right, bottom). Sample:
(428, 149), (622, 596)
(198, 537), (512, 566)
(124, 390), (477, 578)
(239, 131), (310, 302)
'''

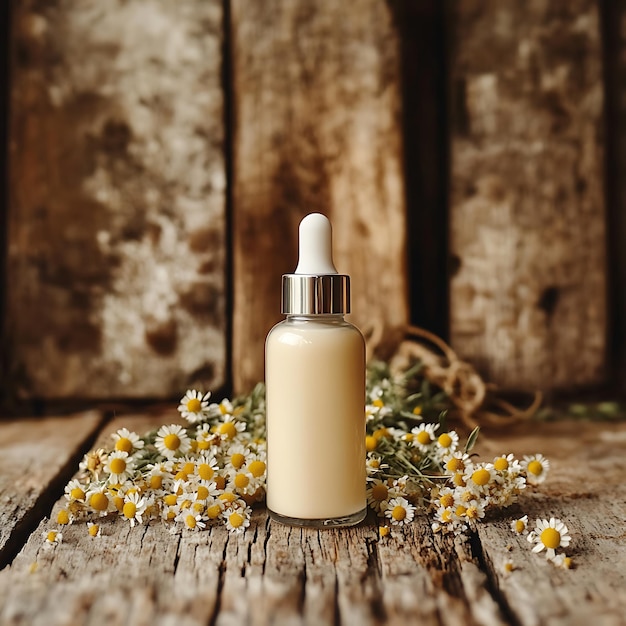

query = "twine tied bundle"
(365, 324), (542, 430)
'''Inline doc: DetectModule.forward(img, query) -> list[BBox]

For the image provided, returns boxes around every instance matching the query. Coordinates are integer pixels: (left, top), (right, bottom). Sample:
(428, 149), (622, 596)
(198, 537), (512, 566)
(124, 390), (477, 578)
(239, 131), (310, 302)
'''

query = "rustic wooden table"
(0, 411), (625, 626)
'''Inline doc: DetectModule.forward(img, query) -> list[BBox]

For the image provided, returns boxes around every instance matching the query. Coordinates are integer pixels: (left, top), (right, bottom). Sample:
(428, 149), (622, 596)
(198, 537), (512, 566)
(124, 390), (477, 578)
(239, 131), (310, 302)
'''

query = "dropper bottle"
(265, 213), (366, 527)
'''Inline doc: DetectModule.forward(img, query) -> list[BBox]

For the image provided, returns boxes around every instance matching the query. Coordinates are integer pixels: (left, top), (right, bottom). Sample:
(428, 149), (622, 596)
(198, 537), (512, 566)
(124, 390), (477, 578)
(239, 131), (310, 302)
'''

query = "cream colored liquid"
(265, 316), (366, 520)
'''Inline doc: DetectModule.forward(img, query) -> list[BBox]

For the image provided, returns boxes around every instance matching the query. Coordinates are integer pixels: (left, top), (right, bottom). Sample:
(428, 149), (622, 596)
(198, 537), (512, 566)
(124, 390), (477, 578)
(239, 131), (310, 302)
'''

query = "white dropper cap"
(295, 213), (338, 274)
(281, 213), (350, 315)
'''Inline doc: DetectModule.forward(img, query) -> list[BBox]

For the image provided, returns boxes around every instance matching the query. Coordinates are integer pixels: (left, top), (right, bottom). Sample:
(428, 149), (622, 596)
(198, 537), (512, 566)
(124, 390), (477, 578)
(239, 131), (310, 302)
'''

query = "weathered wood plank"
(448, 1), (607, 391)
(231, 0), (408, 393)
(6, 1), (226, 400)
(0, 411), (103, 563)
(2, 416), (626, 625)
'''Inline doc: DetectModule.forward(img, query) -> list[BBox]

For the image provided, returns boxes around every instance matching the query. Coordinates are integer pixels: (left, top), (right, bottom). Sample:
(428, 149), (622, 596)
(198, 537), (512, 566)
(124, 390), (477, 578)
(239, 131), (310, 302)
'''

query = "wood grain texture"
(448, 1), (607, 391)
(3, 412), (626, 625)
(231, 0), (408, 393)
(0, 412), (103, 563)
(6, 0), (226, 400)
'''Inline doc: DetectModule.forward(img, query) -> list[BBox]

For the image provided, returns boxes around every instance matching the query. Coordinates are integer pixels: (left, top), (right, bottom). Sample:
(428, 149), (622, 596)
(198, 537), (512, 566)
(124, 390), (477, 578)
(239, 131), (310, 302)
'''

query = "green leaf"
(464, 426), (480, 453)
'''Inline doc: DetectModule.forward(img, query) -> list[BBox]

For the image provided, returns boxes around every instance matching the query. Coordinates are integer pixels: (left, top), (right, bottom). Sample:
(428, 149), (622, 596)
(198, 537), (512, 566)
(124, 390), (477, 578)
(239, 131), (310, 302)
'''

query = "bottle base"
(269, 506), (367, 528)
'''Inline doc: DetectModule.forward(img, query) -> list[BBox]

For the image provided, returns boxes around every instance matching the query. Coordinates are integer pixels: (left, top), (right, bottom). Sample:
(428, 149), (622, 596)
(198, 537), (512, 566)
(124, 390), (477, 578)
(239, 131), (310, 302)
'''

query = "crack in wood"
(0, 411), (110, 570)
(468, 530), (521, 626)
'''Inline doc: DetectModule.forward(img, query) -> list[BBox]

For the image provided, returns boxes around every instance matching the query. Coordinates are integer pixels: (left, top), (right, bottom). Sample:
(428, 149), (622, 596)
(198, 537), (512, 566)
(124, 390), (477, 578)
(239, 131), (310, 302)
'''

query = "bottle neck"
(285, 314), (345, 323)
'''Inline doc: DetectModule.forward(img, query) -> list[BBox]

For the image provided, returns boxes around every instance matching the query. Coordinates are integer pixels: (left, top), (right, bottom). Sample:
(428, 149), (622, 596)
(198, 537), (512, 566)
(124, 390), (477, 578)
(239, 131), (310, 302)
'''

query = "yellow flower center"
(515, 520), (526, 533)
(218, 423), (237, 439)
(193, 502), (205, 514)
(391, 506), (406, 521)
(164, 494), (178, 506)
(372, 398), (384, 408)
(150, 475), (163, 490)
(369, 458), (381, 468)
(442, 509), (452, 522)
(453, 472), (466, 487)
(527, 460), (543, 476)
(180, 499), (192, 510)
(174, 471), (188, 481)
(182, 462), (195, 475)
(198, 463), (215, 481)
(197, 485), (210, 500)
(57, 510), (70, 525)
(206, 504), (222, 519)
(466, 506), (479, 519)
(185, 515), (197, 529)
(89, 493), (109, 511)
(455, 505), (467, 517)
(373, 428), (390, 440)
(219, 492), (237, 503)
(70, 487), (85, 501)
(365, 436), (377, 452)
(439, 494), (454, 508)
(186, 398), (202, 413)
(412, 406), (422, 415)
(197, 440), (210, 451)
(540, 528), (561, 549)
(164, 434), (181, 451)
(123, 502), (137, 519)
(230, 453), (246, 469)
(438, 433), (453, 448)
(166, 510), (176, 521)
(113, 496), (124, 511)
(229, 512), (244, 528)
(417, 431), (431, 445)
(234, 473), (250, 489)
(219, 402), (230, 415)
(379, 526), (390, 537)
(47, 531), (57, 543)
(109, 458), (127, 475)
(494, 457), (509, 471)
(249, 460), (266, 478)
(371, 484), (389, 502)
(446, 458), (464, 472)
(504, 561), (514, 572)
(471, 469), (491, 486)
(115, 438), (133, 453)
(88, 524), (99, 537)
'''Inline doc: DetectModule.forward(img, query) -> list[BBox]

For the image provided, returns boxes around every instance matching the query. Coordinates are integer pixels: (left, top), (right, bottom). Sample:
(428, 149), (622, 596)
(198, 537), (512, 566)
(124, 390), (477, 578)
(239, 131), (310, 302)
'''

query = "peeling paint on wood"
(7, 0), (226, 400)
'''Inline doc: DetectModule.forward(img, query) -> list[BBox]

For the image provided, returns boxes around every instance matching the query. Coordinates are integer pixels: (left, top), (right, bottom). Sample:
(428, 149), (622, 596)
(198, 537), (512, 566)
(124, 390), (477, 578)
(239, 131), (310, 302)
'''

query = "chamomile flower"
(366, 454), (389, 476)
(443, 451), (473, 475)
(215, 415), (246, 441)
(78, 448), (108, 480)
(367, 479), (392, 513)
(464, 463), (497, 494)
(223, 504), (251, 534)
(384, 497), (416, 525)
(225, 444), (252, 471)
(551, 553), (573, 569)
(178, 390), (212, 424)
(64, 479), (87, 503)
(56, 509), (72, 525)
(111, 428), (145, 455)
(155, 424), (191, 459)
(176, 511), (207, 532)
(87, 522), (101, 538)
(527, 517), (571, 560)
(432, 486), (456, 509)
(434, 430), (459, 458)
(511, 515), (529, 535)
(86, 486), (112, 516)
(42, 530), (63, 547)
(410, 423), (437, 451)
(502, 559), (515, 575)
(122, 492), (147, 527)
(104, 451), (135, 484)
(521, 454), (550, 485)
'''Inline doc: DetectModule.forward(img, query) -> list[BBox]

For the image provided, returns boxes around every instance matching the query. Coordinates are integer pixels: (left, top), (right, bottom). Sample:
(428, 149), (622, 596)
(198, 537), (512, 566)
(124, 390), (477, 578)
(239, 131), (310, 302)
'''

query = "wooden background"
(1, 0), (624, 411)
